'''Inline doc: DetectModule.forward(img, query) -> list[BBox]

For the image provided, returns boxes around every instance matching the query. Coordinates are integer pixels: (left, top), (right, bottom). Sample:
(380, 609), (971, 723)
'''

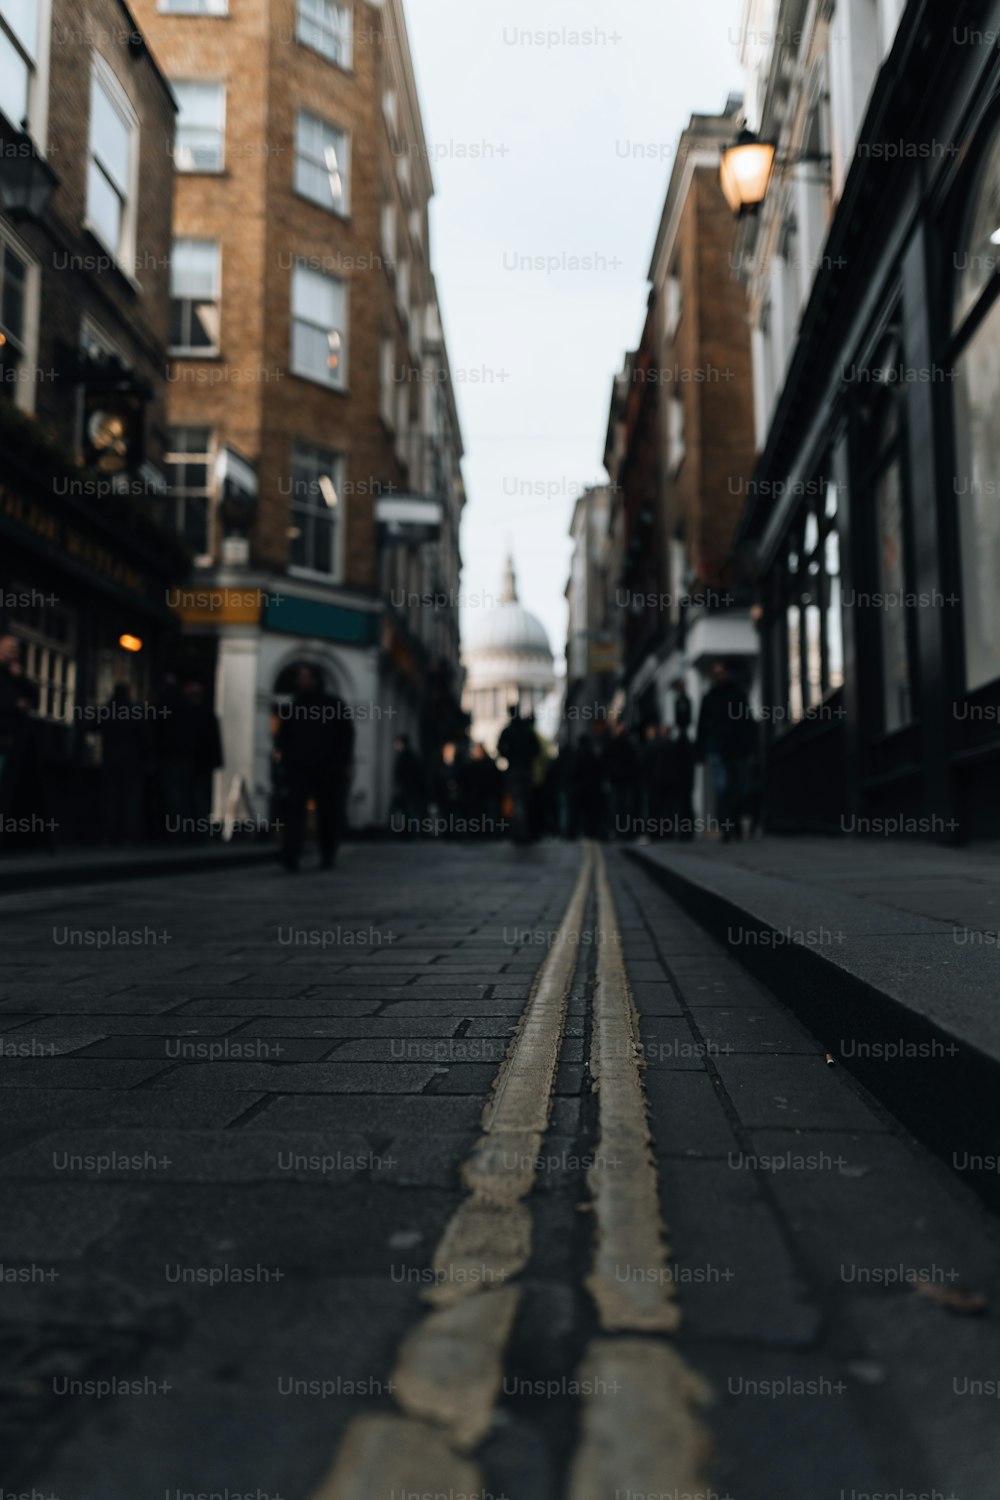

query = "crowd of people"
(390, 661), (760, 846)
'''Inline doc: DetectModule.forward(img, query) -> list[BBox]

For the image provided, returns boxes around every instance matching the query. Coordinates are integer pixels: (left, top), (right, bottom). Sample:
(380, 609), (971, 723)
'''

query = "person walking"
(497, 705), (538, 843)
(695, 660), (752, 842)
(603, 719), (639, 840)
(182, 679), (223, 837)
(669, 680), (696, 841)
(274, 665), (354, 871)
(390, 733), (425, 835)
(569, 734), (604, 839)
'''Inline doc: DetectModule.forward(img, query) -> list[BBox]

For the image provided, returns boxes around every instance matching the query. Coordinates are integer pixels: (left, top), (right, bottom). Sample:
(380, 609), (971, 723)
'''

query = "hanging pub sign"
(82, 386), (146, 474)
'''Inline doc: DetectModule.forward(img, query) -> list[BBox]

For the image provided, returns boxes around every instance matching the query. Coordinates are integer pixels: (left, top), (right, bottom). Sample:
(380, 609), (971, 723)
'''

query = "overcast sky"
(403, 0), (745, 667)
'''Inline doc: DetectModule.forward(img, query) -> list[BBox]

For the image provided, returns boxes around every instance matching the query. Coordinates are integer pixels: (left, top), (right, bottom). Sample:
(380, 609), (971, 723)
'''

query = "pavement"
(1, 838), (999, 1498)
(627, 836), (1000, 1206)
(0, 840), (277, 894)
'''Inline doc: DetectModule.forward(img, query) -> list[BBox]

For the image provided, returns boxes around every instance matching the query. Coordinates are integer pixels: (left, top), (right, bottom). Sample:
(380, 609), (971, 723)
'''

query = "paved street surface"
(2, 840), (1000, 1498)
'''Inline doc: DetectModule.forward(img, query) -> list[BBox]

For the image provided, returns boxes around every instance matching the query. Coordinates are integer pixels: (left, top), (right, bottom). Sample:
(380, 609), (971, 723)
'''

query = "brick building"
(130, 0), (466, 828)
(0, 0), (185, 839)
(605, 99), (757, 744)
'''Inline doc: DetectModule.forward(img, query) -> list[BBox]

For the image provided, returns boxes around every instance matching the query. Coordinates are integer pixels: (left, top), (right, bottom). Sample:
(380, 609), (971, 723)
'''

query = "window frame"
(85, 55), (140, 269)
(294, 108), (350, 216)
(290, 261), (348, 390)
(165, 425), (216, 560)
(287, 438), (345, 582)
(0, 217), (39, 413)
(295, 0), (352, 68)
(172, 79), (226, 173)
(169, 237), (222, 357)
(158, 0), (228, 13)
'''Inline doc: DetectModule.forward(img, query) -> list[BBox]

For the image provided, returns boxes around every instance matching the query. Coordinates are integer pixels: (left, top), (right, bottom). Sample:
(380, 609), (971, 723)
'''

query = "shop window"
(952, 116), (1000, 691)
(778, 473), (845, 724)
(8, 593), (76, 721)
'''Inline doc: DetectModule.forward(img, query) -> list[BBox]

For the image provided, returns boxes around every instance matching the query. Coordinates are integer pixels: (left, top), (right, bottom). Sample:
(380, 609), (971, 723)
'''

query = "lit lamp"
(118, 635), (143, 653)
(720, 131), (776, 217)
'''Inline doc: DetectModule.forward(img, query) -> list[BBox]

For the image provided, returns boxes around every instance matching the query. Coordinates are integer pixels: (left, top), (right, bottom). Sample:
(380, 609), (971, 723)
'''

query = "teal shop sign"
(263, 593), (380, 646)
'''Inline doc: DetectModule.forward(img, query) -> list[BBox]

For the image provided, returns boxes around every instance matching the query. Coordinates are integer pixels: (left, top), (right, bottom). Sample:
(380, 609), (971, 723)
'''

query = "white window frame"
(158, 0), (227, 13)
(287, 439), (346, 582)
(667, 391), (685, 474)
(0, 217), (40, 414)
(85, 55), (140, 271)
(290, 261), (348, 390)
(165, 425), (216, 561)
(381, 196), (396, 268)
(172, 79), (226, 172)
(0, 0), (52, 147)
(294, 109), (350, 215)
(379, 335), (395, 428)
(296, 0), (352, 68)
(169, 237), (222, 356)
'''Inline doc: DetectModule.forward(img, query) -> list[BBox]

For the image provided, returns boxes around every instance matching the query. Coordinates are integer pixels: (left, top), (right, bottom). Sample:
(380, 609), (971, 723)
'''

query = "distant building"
(0, 0), (185, 839)
(564, 484), (615, 747)
(129, 0), (466, 827)
(462, 557), (555, 753)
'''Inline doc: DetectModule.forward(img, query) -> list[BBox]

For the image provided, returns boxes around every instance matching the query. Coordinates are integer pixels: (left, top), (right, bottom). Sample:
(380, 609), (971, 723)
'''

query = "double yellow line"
(311, 843), (711, 1500)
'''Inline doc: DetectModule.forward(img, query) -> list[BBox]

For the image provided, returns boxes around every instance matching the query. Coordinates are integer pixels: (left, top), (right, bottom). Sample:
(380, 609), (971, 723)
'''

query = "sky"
(403, 0), (745, 669)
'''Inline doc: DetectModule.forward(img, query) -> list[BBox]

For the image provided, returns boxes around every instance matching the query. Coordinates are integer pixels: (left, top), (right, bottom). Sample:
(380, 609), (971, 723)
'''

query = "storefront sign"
(262, 592), (380, 646)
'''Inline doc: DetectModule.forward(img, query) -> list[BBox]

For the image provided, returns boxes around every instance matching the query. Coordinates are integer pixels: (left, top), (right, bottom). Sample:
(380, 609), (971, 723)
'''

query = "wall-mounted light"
(118, 634), (143, 653)
(720, 130), (831, 218)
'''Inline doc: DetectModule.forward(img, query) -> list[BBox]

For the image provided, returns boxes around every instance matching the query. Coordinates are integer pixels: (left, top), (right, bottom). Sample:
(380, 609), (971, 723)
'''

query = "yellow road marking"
(309, 845), (593, 1498)
(585, 844), (680, 1332)
(567, 846), (714, 1500)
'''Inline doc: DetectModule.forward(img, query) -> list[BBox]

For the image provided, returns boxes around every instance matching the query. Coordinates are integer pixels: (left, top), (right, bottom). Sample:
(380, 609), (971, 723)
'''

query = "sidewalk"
(627, 837), (1000, 1204)
(0, 841), (278, 894)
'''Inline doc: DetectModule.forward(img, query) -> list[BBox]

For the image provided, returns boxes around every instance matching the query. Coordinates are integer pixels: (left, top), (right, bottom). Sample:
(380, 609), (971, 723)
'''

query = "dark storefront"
(1, 435), (186, 843)
(741, 0), (1000, 841)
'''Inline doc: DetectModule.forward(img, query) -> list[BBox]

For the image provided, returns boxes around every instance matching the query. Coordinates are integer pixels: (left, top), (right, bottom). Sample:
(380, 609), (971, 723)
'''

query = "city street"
(3, 842), (1000, 1499)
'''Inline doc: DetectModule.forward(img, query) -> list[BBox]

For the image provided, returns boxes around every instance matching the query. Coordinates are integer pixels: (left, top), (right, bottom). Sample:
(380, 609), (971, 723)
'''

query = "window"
(667, 392), (685, 472)
(861, 349), (912, 733)
(173, 81), (225, 172)
(165, 427), (214, 555)
(159, 0), (227, 12)
(295, 110), (349, 213)
(170, 238), (221, 353)
(287, 440), (343, 577)
(296, 0), (351, 66)
(291, 262), (347, 388)
(86, 61), (137, 261)
(379, 335), (395, 426)
(778, 475), (844, 724)
(0, 0), (37, 129)
(381, 197), (396, 265)
(396, 256), (409, 321)
(953, 118), (1000, 692)
(382, 87), (397, 132)
(8, 594), (76, 721)
(665, 261), (681, 340)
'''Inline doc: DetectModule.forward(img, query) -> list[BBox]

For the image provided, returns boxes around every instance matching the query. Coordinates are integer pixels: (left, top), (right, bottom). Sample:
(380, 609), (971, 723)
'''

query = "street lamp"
(0, 131), (59, 221)
(720, 130), (776, 217)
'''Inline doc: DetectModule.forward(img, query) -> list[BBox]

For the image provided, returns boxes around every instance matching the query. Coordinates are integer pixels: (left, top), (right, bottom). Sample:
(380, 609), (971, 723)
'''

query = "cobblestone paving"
(1, 841), (998, 1498)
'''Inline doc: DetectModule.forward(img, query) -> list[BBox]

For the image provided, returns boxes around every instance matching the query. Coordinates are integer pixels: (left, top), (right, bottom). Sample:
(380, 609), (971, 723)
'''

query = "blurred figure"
(155, 672), (193, 837)
(639, 722), (672, 833)
(182, 679), (223, 837)
(463, 742), (503, 835)
(274, 664), (354, 871)
(99, 682), (153, 845)
(696, 660), (752, 842)
(569, 733), (604, 839)
(433, 741), (466, 834)
(604, 720), (639, 840)
(390, 733), (425, 835)
(0, 635), (38, 715)
(497, 705), (539, 843)
(669, 680), (696, 841)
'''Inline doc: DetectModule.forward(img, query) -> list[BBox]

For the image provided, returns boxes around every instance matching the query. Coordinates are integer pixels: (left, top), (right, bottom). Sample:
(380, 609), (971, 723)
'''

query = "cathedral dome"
(464, 556), (553, 659)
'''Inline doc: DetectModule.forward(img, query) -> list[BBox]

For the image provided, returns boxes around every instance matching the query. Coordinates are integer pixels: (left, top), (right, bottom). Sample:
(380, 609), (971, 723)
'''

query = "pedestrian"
(390, 733), (426, 836)
(98, 682), (153, 845)
(462, 742), (502, 836)
(603, 719), (639, 840)
(497, 705), (539, 843)
(639, 723), (666, 832)
(695, 660), (752, 842)
(669, 680), (696, 841)
(155, 673), (195, 838)
(274, 664), (354, 871)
